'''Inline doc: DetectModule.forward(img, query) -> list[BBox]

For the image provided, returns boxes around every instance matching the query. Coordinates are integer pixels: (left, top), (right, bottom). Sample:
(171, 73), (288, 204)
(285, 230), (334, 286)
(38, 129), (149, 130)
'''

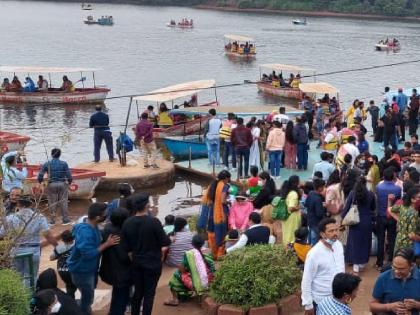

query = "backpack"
(116, 133), (134, 153)
(55, 247), (72, 272)
(271, 196), (289, 221)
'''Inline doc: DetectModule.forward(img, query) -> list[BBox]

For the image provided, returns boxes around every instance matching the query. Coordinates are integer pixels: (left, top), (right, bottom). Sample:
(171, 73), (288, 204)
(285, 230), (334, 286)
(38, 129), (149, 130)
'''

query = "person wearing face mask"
(370, 248), (420, 315)
(301, 218), (345, 315)
(32, 289), (61, 315)
(67, 202), (120, 315)
(252, 171), (276, 210)
(165, 217), (194, 267)
(317, 273), (362, 315)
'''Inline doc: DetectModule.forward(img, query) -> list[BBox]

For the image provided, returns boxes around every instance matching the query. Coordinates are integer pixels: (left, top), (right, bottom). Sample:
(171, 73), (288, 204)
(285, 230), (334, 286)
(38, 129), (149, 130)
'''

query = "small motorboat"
(0, 131), (30, 152)
(166, 18), (194, 29)
(23, 165), (106, 199)
(164, 135), (207, 160)
(375, 42), (400, 51)
(81, 3), (93, 10)
(84, 15), (114, 26)
(292, 18), (307, 25)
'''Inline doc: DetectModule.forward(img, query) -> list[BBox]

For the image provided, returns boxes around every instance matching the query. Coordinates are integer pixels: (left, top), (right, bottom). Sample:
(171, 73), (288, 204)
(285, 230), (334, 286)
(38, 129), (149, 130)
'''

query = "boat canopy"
(259, 63), (315, 72)
(299, 82), (339, 94)
(224, 34), (255, 42)
(0, 66), (102, 73)
(170, 104), (303, 117)
(134, 80), (216, 102)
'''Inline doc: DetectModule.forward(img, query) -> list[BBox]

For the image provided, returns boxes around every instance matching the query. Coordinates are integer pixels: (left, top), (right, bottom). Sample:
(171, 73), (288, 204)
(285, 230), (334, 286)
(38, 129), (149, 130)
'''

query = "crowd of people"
(224, 41), (256, 54)
(261, 71), (302, 89)
(169, 18), (193, 27)
(0, 75), (75, 93)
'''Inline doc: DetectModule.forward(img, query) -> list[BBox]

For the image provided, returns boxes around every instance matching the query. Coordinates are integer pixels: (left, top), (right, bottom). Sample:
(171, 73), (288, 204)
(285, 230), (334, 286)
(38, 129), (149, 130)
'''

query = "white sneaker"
(231, 168), (237, 171)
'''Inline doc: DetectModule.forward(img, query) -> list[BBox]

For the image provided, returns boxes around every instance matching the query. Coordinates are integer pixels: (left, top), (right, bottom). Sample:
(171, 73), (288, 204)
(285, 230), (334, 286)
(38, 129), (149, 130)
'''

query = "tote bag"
(342, 197), (360, 226)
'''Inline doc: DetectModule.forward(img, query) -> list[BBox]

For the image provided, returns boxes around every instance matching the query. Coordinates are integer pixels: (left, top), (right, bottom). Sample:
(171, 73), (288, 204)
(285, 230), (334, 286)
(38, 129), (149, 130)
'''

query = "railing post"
(188, 146), (192, 168)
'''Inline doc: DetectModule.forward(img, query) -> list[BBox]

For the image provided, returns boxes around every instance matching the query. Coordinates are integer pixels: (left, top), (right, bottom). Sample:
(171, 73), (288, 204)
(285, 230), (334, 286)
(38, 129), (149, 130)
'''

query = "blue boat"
(164, 135), (207, 161)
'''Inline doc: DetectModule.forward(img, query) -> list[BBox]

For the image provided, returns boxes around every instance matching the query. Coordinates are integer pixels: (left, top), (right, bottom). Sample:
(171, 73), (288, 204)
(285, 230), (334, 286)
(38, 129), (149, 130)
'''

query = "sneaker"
(231, 167), (237, 171)
(144, 164), (150, 168)
(62, 220), (72, 226)
(152, 164), (160, 169)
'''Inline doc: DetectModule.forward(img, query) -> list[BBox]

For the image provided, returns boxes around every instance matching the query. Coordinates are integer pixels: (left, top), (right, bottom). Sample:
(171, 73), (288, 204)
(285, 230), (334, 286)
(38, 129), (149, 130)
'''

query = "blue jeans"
(13, 246), (40, 288)
(383, 132), (398, 151)
(236, 147), (250, 177)
(223, 141), (236, 168)
(71, 272), (96, 315)
(269, 150), (282, 176)
(206, 138), (220, 166)
(297, 143), (308, 170)
(94, 130), (114, 162)
(308, 227), (319, 246)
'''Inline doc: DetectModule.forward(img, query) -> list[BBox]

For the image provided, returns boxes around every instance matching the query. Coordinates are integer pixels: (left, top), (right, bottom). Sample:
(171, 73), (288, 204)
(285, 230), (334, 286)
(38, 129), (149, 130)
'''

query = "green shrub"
(210, 245), (301, 309)
(0, 269), (31, 315)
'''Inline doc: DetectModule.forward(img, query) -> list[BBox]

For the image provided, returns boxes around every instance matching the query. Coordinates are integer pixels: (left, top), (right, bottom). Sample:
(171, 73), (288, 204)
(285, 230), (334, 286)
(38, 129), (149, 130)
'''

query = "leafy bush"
(210, 245), (301, 309)
(0, 269), (31, 315)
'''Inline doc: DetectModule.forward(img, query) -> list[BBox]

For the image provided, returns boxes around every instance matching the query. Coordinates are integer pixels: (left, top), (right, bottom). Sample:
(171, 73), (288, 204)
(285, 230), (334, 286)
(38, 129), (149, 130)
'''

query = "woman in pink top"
(266, 121), (285, 177)
(284, 121), (297, 169)
(228, 195), (254, 232)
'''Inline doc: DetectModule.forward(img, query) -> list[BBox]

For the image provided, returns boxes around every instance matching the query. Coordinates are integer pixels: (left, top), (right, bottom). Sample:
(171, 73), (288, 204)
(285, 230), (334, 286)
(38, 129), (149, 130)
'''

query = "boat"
(23, 165), (106, 199)
(0, 131), (30, 152)
(375, 42), (400, 51)
(164, 135), (207, 160)
(81, 3), (93, 10)
(224, 34), (256, 58)
(292, 18), (307, 25)
(84, 15), (114, 26)
(166, 19), (194, 29)
(257, 64), (316, 100)
(133, 80), (218, 139)
(0, 66), (110, 104)
(299, 82), (340, 103)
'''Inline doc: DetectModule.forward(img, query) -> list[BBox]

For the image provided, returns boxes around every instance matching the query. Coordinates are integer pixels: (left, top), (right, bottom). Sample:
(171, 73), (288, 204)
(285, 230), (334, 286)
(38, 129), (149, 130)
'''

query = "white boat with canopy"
(299, 82), (341, 114)
(257, 63), (316, 100)
(0, 66), (110, 104)
(133, 79), (218, 138)
(224, 34), (256, 58)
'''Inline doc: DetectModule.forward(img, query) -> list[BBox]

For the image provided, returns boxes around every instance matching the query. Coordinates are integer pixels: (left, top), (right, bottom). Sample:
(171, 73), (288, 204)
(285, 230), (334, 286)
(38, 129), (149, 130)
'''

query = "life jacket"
(272, 80), (280, 88)
(323, 132), (338, 151)
(219, 120), (233, 140)
(339, 128), (354, 145)
(335, 144), (350, 167)
(158, 112), (173, 126)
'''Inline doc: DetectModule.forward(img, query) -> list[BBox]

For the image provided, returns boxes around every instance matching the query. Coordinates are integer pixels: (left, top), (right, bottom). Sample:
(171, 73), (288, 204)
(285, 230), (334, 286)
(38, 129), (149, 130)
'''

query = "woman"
(342, 177), (376, 275)
(378, 148), (401, 177)
(266, 120), (285, 178)
(257, 120), (266, 170)
(366, 155), (380, 192)
(165, 235), (215, 306)
(342, 169), (359, 199)
(1, 150), (28, 192)
(325, 170), (345, 219)
(249, 121), (261, 168)
(253, 171), (276, 210)
(390, 186), (420, 253)
(284, 120), (297, 169)
(280, 175), (302, 245)
(228, 195), (254, 233)
(32, 289), (61, 315)
(165, 217), (194, 267)
(206, 170), (231, 259)
(157, 102), (173, 128)
(99, 208), (131, 315)
(346, 100), (359, 126)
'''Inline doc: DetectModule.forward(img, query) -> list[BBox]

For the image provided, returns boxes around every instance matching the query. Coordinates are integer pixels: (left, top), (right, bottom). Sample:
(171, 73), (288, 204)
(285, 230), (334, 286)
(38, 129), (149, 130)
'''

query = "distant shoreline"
(195, 4), (420, 22)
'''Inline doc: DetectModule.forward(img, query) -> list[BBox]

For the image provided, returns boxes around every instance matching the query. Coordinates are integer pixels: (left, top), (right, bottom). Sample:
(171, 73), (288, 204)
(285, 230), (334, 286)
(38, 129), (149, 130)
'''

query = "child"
(225, 229), (239, 250)
(163, 214), (175, 235)
(247, 166), (261, 197)
(288, 227), (311, 269)
(50, 230), (76, 298)
(228, 195), (254, 233)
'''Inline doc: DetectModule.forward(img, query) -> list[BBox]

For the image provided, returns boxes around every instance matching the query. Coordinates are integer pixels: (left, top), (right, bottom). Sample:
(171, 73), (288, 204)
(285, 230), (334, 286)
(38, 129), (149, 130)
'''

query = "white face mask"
(50, 301), (62, 313)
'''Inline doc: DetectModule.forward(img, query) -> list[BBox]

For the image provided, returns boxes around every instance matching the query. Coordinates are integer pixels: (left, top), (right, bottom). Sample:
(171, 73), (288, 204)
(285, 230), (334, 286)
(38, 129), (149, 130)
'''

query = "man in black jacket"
(293, 116), (309, 170)
(305, 179), (327, 246)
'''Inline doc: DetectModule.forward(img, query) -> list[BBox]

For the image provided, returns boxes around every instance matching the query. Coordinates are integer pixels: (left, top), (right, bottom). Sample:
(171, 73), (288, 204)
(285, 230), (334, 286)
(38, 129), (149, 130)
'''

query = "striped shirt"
(165, 231), (193, 267)
(317, 296), (351, 315)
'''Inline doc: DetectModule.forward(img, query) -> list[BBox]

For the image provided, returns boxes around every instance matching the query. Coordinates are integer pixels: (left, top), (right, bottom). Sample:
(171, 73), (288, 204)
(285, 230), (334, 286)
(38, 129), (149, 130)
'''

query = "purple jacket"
(136, 119), (154, 143)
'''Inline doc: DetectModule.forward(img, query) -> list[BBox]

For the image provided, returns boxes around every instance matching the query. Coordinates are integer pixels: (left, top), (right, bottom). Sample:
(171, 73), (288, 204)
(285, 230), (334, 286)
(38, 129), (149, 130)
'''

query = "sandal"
(164, 299), (179, 306)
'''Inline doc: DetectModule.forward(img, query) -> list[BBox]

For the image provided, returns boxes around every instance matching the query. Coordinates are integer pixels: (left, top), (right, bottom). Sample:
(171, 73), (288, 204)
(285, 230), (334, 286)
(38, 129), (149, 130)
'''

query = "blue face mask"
(184, 224), (190, 232)
(324, 238), (336, 246)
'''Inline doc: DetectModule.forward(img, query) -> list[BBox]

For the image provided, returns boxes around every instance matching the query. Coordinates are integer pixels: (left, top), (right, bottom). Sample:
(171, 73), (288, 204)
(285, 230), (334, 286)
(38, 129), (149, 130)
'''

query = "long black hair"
(342, 169), (358, 198)
(353, 177), (368, 204)
(259, 171), (276, 195)
(207, 170), (231, 203)
(280, 175), (301, 199)
(403, 186), (419, 208)
(285, 120), (295, 144)
(327, 169), (341, 187)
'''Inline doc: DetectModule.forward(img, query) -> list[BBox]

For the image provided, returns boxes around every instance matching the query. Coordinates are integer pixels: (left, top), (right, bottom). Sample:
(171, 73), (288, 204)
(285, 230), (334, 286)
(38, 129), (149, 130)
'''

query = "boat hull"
(0, 88), (110, 104)
(164, 136), (207, 160)
(0, 131), (30, 152)
(257, 82), (303, 100)
(166, 23), (193, 29)
(225, 51), (256, 58)
(292, 21), (307, 25)
(23, 165), (106, 199)
(153, 115), (210, 139)
(375, 44), (400, 51)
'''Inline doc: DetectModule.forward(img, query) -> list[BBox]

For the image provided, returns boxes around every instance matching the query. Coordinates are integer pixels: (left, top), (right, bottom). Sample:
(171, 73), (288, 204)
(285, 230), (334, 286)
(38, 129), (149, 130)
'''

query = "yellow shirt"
(158, 112), (173, 127)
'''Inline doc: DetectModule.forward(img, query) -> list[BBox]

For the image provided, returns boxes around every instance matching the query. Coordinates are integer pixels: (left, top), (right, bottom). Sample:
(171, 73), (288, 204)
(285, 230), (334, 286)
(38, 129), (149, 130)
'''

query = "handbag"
(342, 196), (360, 226)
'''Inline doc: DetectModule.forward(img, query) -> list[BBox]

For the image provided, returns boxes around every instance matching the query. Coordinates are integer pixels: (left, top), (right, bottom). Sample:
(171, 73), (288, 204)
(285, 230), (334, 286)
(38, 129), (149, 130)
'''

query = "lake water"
(0, 1), (419, 216)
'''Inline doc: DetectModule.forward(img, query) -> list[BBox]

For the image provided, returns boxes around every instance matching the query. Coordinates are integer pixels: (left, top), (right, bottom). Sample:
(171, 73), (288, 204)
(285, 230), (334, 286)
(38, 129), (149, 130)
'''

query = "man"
(322, 123), (338, 155)
(301, 218), (345, 314)
(4, 186), (23, 215)
(301, 96), (314, 138)
(380, 108), (400, 151)
(1, 150), (28, 192)
(408, 89), (419, 136)
(305, 179), (327, 245)
(409, 150), (420, 173)
(61, 75), (74, 92)
(67, 202), (120, 315)
(204, 108), (222, 167)
(121, 193), (171, 315)
(273, 106), (290, 125)
(89, 104), (114, 163)
(375, 167), (401, 269)
(226, 212), (275, 253)
(231, 117), (252, 178)
(0, 196), (57, 287)
(23, 77), (36, 92)
(135, 112), (158, 169)
(37, 75), (49, 91)
(411, 134), (420, 151)
(38, 148), (73, 225)
(317, 273), (362, 315)
(397, 142), (412, 164)
(336, 136), (360, 168)
(145, 105), (157, 126)
(396, 88), (408, 113)
(293, 116), (309, 170)
(220, 112), (237, 171)
(312, 152), (335, 181)
(366, 100), (379, 136)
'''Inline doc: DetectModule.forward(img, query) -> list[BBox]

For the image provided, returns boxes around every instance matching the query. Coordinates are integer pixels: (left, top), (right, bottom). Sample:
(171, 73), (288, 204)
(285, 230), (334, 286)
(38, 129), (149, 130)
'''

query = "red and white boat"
(134, 80), (218, 139)
(256, 64), (316, 100)
(23, 165), (106, 199)
(0, 66), (110, 104)
(0, 131), (30, 152)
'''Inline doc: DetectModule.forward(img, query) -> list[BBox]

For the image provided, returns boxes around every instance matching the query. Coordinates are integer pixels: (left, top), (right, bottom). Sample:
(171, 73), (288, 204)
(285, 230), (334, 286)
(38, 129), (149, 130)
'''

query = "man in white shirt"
(301, 218), (345, 315)
(336, 136), (360, 167)
(204, 108), (222, 166)
(273, 106), (290, 125)
(226, 212), (275, 253)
